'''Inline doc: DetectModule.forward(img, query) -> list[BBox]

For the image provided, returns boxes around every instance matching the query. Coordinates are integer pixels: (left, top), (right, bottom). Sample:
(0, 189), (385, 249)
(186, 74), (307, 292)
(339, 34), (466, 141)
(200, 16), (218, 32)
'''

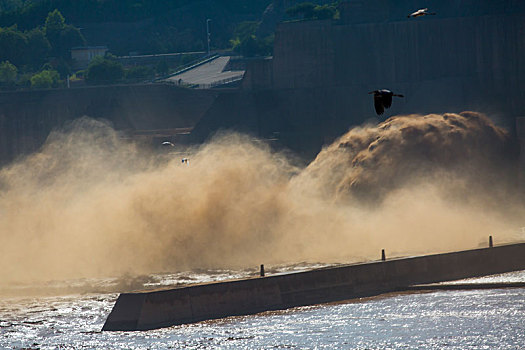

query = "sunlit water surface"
(1, 269), (524, 349)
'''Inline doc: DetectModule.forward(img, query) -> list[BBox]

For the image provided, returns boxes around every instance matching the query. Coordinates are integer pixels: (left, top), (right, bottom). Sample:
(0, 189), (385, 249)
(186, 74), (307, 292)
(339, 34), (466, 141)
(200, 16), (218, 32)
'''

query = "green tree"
(25, 28), (51, 69)
(0, 26), (27, 66)
(56, 25), (84, 57)
(30, 69), (60, 89)
(239, 35), (259, 57)
(0, 60), (18, 86)
(85, 55), (124, 85)
(42, 58), (71, 79)
(156, 59), (169, 76)
(44, 9), (65, 39)
(125, 65), (154, 81)
(286, 3), (316, 19)
(286, 2), (339, 20)
(230, 21), (273, 57)
(0, 0), (23, 13)
(44, 9), (84, 59)
(260, 34), (274, 55)
(232, 21), (259, 43)
(313, 4), (338, 19)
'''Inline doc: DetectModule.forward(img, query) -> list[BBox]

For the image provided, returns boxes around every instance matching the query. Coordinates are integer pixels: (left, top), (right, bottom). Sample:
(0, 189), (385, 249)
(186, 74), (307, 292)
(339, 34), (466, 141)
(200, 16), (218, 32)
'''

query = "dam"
(103, 241), (525, 331)
(2, 1), (525, 163)
(1, 1), (525, 348)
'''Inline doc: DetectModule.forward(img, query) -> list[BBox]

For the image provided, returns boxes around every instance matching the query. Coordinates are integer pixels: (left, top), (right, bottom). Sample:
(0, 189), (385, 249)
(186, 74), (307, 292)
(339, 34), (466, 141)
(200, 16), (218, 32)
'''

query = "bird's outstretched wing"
(374, 95), (384, 115)
(383, 93), (393, 109)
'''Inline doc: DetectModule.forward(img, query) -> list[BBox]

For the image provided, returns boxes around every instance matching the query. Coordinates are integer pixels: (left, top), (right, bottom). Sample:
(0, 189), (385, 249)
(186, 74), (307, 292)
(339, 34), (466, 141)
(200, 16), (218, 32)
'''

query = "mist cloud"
(302, 111), (518, 203)
(0, 113), (523, 285)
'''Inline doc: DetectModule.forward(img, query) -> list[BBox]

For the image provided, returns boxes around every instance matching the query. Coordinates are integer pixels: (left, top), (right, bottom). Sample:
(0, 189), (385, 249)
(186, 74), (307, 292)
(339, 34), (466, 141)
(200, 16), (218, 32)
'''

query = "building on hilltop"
(71, 46), (109, 69)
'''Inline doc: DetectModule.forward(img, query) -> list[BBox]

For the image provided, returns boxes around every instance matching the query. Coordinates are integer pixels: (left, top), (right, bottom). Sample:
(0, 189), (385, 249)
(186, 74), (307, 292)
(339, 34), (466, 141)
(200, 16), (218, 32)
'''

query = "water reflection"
(1, 271), (524, 349)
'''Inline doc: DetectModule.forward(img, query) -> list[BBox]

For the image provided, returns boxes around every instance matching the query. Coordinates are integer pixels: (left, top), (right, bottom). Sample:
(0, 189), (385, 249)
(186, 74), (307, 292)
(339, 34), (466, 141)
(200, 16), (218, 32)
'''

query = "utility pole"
(206, 19), (211, 56)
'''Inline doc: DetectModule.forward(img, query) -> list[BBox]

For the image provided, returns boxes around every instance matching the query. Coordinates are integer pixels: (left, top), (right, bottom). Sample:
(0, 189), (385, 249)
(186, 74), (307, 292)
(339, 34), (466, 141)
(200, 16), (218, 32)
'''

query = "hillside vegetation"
(0, 0), (336, 89)
(0, 0), (272, 55)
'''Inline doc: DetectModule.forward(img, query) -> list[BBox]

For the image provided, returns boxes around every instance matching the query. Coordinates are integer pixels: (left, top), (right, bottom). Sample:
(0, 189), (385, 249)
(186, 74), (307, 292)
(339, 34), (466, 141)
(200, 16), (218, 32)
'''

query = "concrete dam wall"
(191, 7), (525, 159)
(103, 242), (525, 331)
(274, 16), (525, 87)
(2, 1), (525, 163)
(0, 85), (216, 165)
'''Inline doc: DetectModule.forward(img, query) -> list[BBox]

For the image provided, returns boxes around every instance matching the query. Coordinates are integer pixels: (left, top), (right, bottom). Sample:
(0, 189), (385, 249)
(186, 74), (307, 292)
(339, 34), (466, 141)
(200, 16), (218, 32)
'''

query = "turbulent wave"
(302, 111), (517, 203)
(0, 113), (523, 286)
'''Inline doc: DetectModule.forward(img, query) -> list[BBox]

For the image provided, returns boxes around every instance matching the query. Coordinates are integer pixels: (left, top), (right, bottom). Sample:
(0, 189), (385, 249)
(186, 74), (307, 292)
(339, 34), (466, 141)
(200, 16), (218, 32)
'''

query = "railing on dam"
(161, 74), (245, 89)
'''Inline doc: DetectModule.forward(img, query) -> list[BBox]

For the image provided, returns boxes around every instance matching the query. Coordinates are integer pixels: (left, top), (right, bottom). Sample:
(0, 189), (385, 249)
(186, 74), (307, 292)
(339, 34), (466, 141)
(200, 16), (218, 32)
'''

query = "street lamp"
(206, 19), (211, 56)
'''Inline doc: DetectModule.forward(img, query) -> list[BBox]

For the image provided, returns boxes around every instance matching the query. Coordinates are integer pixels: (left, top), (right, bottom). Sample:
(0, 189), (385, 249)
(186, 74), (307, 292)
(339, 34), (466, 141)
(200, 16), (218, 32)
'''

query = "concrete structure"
(188, 0), (525, 158)
(241, 57), (273, 90)
(2, 1), (525, 162)
(0, 85), (217, 164)
(71, 46), (108, 69)
(166, 56), (245, 89)
(272, 14), (525, 90)
(103, 242), (525, 331)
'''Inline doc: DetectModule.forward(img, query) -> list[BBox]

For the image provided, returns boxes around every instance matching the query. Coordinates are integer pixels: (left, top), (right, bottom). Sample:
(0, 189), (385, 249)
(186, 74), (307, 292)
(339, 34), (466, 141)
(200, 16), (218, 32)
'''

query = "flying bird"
(162, 141), (174, 147)
(368, 89), (404, 115)
(407, 8), (436, 18)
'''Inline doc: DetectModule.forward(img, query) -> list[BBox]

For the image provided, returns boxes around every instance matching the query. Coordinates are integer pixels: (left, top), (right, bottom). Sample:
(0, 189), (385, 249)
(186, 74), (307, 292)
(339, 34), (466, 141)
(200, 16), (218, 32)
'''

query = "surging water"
(1, 111), (525, 348)
(0, 112), (523, 286)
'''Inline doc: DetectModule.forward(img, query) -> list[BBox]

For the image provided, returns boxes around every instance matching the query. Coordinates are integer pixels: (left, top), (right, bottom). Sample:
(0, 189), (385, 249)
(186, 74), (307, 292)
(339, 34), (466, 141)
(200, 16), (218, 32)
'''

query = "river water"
(1, 269), (524, 350)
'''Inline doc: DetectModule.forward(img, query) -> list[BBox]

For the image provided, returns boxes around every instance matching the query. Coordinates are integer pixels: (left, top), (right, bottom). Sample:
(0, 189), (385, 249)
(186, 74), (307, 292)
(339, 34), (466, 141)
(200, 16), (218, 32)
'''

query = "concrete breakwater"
(103, 242), (525, 331)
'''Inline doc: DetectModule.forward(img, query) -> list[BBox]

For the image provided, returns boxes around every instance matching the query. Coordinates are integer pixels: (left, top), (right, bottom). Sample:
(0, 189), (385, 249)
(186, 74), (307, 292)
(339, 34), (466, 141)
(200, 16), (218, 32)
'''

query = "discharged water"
(1, 270), (524, 349)
(1, 114), (525, 348)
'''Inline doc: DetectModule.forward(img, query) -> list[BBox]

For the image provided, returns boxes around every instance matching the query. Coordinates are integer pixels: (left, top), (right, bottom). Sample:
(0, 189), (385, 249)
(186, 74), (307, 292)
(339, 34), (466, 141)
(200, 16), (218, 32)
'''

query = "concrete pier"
(103, 242), (525, 331)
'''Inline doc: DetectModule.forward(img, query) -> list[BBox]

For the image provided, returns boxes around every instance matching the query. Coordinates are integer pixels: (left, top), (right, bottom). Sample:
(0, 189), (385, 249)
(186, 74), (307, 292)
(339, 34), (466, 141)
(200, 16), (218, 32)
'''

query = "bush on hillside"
(30, 69), (59, 89)
(125, 65), (154, 80)
(0, 26), (27, 66)
(230, 21), (273, 57)
(0, 60), (17, 87)
(286, 2), (339, 20)
(85, 55), (124, 85)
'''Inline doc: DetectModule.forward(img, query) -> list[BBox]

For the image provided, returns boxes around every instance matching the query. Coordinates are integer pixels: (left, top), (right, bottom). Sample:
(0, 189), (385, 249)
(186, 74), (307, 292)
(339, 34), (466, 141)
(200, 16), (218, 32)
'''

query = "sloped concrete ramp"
(166, 56), (244, 87)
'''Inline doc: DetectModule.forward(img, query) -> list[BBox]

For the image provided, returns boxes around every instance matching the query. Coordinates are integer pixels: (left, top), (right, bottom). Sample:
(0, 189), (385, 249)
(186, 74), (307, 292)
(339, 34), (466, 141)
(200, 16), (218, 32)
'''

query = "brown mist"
(0, 113), (523, 285)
